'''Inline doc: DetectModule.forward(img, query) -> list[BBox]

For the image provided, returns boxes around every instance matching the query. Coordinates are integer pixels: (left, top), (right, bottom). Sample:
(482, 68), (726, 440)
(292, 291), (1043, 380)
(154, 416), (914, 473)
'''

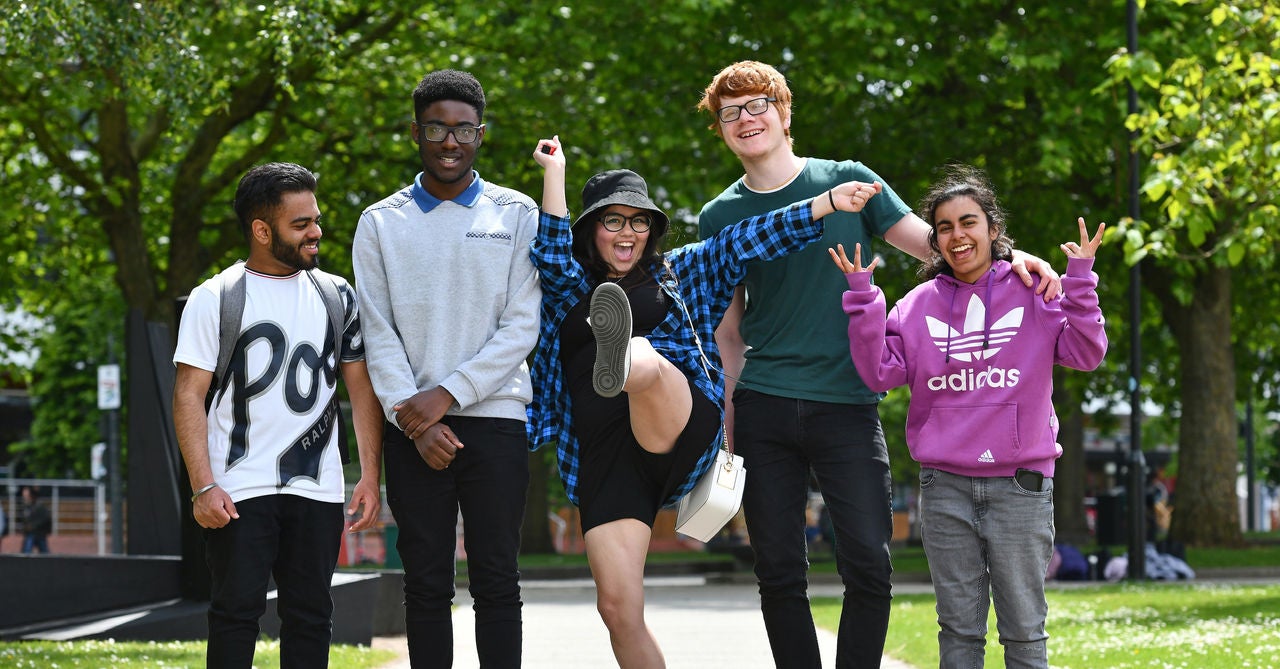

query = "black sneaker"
(589, 282), (632, 398)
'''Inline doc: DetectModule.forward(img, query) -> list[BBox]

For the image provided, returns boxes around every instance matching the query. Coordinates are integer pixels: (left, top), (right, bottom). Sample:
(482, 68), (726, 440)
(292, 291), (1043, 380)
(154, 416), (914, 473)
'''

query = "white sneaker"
(589, 282), (632, 398)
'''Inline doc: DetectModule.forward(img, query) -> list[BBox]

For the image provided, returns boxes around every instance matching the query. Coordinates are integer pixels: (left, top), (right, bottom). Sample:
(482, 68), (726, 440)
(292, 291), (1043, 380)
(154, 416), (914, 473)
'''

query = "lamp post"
(1125, 0), (1147, 581)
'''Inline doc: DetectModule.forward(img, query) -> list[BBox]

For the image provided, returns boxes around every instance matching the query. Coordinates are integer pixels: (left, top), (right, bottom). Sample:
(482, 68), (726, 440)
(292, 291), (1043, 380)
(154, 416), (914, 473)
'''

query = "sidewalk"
(372, 576), (919, 668)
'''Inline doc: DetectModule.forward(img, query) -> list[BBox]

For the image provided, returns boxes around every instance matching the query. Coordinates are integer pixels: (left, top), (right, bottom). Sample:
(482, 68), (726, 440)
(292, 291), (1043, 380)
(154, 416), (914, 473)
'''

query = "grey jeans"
(919, 467), (1055, 669)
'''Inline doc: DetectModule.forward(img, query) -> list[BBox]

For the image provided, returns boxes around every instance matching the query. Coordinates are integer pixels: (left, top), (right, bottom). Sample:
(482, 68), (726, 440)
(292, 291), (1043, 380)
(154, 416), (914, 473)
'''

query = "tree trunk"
(1052, 373), (1091, 546)
(1151, 263), (1243, 547)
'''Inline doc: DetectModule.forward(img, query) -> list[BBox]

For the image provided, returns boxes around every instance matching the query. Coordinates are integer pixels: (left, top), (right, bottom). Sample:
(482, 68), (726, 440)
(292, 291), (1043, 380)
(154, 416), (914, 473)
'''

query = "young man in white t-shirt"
(172, 162), (384, 668)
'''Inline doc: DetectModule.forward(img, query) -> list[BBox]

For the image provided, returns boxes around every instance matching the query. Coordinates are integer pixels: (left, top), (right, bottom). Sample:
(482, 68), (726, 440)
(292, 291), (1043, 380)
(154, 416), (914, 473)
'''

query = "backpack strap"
(205, 264), (353, 465)
(306, 268), (346, 382)
(206, 261), (248, 411)
(306, 268), (352, 465)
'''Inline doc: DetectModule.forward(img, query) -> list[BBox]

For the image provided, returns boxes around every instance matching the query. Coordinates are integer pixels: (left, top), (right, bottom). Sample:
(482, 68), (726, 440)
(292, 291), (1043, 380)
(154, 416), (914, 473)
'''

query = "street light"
(1125, 0), (1147, 581)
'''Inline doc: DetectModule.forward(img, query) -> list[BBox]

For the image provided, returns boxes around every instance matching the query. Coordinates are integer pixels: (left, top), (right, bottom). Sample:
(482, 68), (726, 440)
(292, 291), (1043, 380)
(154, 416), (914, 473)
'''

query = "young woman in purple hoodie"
(829, 165), (1107, 669)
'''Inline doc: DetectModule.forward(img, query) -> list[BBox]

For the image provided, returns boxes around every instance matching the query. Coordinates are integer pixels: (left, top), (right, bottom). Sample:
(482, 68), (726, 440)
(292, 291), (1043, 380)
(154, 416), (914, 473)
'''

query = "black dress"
(560, 271), (720, 532)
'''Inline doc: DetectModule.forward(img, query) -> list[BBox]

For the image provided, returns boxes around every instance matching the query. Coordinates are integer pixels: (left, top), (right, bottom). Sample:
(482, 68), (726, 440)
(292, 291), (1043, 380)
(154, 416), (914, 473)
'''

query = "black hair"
(413, 69), (486, 123)
(572, 212), (667, 284)
(233, 162), (317, 242)
(917, 164), (1016, 281)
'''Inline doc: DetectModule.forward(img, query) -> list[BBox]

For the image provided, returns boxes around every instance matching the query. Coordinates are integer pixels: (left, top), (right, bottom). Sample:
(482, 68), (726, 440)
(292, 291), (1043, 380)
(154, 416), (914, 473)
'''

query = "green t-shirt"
(698, 158), (911, 404)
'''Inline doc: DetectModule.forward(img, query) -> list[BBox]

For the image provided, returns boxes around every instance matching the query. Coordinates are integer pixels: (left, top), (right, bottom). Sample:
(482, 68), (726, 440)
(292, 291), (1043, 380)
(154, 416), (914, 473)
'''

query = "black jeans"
(384, 416), (529, 668)
(204, 494), (344, 669)
(733, 389), (894, 669)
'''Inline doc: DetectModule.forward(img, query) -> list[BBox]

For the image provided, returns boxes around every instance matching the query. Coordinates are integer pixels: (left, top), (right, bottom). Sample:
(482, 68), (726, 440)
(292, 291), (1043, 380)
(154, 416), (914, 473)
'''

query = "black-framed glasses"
(716, 96), (776, 123)
(414, 122), (485, 144)
(599, 212), (653, 233)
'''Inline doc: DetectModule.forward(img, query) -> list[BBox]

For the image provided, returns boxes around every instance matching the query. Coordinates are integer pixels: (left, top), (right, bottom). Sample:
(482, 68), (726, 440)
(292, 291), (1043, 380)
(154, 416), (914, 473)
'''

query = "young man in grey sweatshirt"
(352, 69), (540, 668)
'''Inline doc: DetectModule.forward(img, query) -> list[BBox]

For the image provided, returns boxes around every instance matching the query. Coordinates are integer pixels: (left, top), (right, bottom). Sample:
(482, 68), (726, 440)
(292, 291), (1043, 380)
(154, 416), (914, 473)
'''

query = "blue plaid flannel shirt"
(528, 200), (824, 506)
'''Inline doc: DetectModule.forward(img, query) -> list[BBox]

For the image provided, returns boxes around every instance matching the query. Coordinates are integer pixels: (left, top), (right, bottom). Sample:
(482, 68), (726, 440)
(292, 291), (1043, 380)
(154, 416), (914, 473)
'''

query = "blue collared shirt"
(528, 200), (825, 506)
(411, 171), (484, 212)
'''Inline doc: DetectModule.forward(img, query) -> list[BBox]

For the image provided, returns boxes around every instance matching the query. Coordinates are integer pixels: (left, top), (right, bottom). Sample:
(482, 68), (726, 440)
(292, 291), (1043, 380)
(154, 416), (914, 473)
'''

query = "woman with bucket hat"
(527, 135), (882, 667)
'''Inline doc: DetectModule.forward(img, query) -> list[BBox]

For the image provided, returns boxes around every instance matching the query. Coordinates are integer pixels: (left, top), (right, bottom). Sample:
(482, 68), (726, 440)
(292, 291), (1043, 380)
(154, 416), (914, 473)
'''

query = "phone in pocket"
(1015, 467), (1044, 492)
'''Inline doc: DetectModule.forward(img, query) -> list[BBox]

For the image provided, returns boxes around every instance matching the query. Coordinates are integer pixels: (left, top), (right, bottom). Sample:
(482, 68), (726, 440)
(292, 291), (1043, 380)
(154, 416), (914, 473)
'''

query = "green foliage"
(1109, 2), (1279, 273)
(10, 292), (126, 478)
(1095, 0), (1280, 545)
(0, 1), (1275, 544)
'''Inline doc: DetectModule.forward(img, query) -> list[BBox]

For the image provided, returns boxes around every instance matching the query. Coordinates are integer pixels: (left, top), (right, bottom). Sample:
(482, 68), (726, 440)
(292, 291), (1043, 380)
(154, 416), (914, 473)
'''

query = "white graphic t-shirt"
(173, 267), (363, 504)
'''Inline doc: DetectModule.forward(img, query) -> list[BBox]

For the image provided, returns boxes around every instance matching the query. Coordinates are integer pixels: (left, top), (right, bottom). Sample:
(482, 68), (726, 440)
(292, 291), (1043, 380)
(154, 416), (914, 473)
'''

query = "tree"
(0, 3), (413, 325)
(3, 1), (1269, 548)
(1106, 1), (1280, 546)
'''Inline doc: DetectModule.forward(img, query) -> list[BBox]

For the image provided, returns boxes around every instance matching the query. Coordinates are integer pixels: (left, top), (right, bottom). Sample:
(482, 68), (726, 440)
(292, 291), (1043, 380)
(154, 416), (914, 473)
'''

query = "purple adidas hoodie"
(842, 258), (1107, 478)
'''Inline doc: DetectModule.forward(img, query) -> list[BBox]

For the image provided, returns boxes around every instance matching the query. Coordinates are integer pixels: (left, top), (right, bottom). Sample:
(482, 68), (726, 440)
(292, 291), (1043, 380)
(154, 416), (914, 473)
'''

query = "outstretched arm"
(883, 211), (1064, 300)
(813, 181), (883, 219)
(533, 135), (567, 217)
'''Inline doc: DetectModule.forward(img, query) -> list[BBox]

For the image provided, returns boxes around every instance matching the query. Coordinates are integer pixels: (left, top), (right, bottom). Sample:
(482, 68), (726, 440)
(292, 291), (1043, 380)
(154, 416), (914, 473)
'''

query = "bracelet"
(191, 482), (218, 502)
(828, 189), (837, 211)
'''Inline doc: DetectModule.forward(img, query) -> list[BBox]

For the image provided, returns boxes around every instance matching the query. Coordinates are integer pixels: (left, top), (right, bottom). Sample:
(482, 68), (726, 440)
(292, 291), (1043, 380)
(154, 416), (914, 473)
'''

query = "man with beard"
(353, 70), (539, 667)
(173, 162), (385, 668)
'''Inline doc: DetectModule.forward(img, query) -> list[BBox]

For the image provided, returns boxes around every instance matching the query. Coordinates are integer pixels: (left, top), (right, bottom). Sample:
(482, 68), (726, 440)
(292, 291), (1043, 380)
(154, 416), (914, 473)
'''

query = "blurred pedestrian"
(20, 486), (51, 554)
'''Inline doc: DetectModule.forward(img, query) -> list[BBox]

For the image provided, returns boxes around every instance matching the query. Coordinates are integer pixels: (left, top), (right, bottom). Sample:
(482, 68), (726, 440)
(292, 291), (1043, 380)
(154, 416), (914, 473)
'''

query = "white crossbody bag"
(675, 428), (745, 542)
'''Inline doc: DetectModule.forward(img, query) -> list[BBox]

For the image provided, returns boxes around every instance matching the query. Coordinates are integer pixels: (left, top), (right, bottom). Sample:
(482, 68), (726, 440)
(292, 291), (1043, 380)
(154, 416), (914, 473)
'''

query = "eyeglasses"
(414, 122), (485, 144)
(599, 212), (653, 233)
(716, 97), (776, 123)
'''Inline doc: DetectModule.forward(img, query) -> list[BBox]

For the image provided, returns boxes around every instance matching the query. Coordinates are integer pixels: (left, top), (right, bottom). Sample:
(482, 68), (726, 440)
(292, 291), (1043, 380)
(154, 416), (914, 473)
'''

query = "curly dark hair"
(916, 164), (1016, 281)
(413, 69), (486, 123)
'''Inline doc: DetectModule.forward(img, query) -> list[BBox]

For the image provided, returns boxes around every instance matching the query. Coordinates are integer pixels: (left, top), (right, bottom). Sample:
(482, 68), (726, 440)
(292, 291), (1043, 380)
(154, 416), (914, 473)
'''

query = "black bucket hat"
(572, 169), (670, 241)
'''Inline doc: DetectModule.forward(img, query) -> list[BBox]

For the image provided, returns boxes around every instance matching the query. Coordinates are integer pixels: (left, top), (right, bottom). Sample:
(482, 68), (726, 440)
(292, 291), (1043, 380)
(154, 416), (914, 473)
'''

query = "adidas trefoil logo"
(927, 294), (1023, 362)
(978, 450), (995, 463)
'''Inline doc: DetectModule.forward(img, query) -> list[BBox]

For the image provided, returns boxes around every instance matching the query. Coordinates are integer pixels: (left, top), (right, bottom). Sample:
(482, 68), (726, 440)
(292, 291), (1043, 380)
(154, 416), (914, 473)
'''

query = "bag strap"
(305, 268), (351, 464)
(205, 263), (352, 465)
(305, 268), (346, 382)
(662, 263), (734, 456)
(207, 261), (248, 410)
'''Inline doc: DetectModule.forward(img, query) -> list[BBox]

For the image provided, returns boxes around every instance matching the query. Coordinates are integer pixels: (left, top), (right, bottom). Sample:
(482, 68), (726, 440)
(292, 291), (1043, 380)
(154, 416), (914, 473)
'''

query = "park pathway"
(373, 576), (918, 668)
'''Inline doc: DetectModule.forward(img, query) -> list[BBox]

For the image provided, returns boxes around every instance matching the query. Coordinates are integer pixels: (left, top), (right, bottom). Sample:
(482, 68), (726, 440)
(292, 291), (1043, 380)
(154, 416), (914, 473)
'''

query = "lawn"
(0, 639), (395, 669)
(809, 542), (1280, 577)
(814, 582), (1280, 668)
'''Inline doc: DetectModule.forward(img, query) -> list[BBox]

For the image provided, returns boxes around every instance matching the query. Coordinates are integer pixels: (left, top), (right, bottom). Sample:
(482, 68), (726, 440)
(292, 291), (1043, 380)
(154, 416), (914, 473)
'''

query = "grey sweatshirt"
(353, 172), (541, 425)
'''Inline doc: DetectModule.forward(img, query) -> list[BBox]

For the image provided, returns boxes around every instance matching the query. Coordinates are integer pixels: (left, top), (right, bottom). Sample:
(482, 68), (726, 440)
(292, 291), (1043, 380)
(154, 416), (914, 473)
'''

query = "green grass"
(805, 541), (1280, 576)
(1184, 544), (1280, 568)
(814, 582), (1280, 668)
(808, 545), (931, 575)
(0, 639), (396, 668)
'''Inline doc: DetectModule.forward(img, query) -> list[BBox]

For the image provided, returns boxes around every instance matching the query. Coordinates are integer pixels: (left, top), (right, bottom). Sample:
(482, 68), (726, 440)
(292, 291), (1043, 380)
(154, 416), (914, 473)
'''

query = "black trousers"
(384, 415), (530, 668)
(734, 389), (894, 669)
(204, 494), (344, 669)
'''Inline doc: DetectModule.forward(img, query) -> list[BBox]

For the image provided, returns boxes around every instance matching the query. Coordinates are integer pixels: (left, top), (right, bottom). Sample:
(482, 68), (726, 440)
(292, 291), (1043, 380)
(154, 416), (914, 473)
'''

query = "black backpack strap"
(206, 261), (247, 411)
(306, 268), (352, 464)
